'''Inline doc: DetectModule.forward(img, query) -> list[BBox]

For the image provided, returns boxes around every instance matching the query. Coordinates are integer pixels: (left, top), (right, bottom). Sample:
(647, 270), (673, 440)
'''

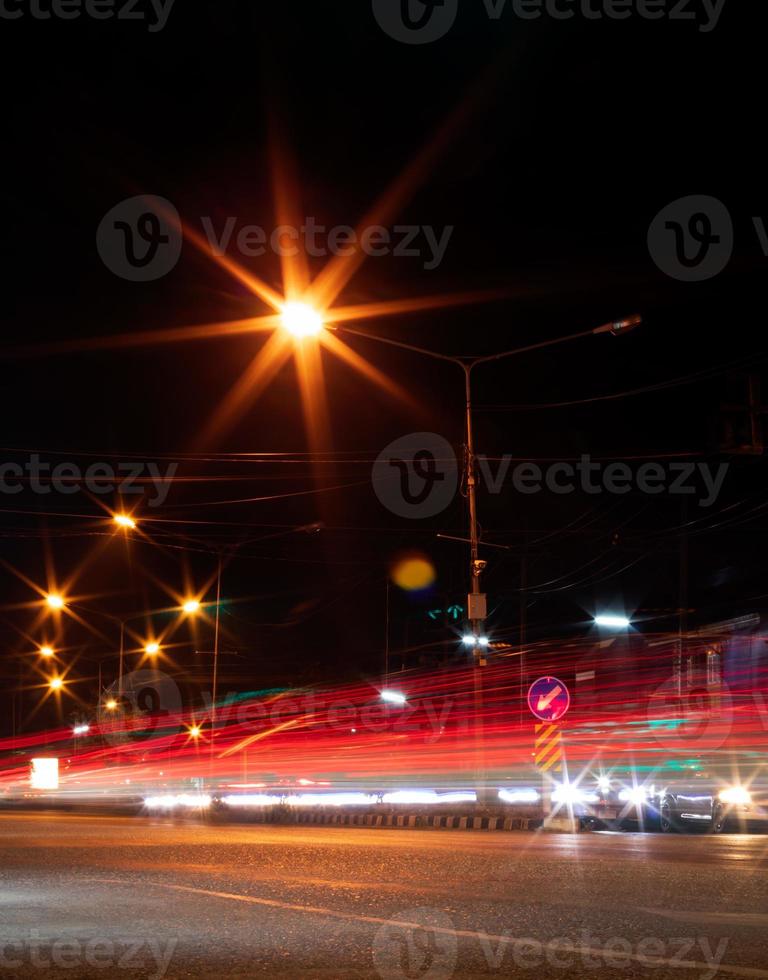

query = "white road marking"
(89, 877), (768, 978)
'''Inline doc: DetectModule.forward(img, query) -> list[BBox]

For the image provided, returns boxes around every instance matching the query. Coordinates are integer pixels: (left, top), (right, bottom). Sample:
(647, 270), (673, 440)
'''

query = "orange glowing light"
(280, 301), (324, 339)
(46, 593), (65, 610)
(391, 555), (436, 592)
(113, 514), (137, 530)
(40, 646), (55, 658)
(189, 725), (202, 739)
(105, 699), (118, 711)
(182, 599), (201, 615)
(145, 642), (160, 655)
(48, 677), (64, 691)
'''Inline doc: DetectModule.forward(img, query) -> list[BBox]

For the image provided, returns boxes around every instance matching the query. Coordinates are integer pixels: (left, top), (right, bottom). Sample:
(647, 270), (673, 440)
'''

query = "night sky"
(1, 0), (764, 733)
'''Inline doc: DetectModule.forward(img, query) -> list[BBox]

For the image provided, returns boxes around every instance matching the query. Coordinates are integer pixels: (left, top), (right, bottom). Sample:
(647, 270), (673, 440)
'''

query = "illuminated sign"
(527, 676), (571, 722)
(30, 758), (59, 790)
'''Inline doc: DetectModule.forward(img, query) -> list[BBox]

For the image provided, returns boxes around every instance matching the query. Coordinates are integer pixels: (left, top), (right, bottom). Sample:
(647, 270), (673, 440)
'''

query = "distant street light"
(113, 513), (137, 530)
(188, 725), (202, 739)
(462, 634), (489, 648)
(182, 599), (201, 615)
(72, 724), (90, 736)
(380, 690), (407, 705)
(280, 301), (324, 339)
(39, 646), (55, 658)
(144, 642), (160, 656)
(46, 594), (65, 610)
(104, 698), (118, 711)
(595, 614), (632, 629)
(49, 677), (64, 691)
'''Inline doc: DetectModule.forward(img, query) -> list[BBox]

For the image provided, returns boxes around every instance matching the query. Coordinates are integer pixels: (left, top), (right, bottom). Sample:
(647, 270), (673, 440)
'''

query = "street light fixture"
(380, 690), (407, 705)
(104, 698), (118, 711)
(280, 301), (325, 338)
(49, 677), (64, 691)
(46, 593), (65, 610)
(113, 513), (137, 530)
(144, 642), (160, 656)
(334, 314), (643, 667)
(188, 724), (202, 739)
(595, 614), (632, 629)
(182, 599), (201, 615)
(39, 645), (55, 658)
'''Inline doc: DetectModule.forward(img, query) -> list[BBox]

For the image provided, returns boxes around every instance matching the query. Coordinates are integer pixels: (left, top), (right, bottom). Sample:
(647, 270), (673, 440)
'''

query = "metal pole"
(464, 364), (486, 651)
(464, 364), (487, 804)
(118, 621), (125, 699)
(211, 557), (222, 734)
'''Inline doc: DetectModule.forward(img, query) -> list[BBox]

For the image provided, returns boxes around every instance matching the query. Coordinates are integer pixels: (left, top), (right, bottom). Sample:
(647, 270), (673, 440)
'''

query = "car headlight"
(718, 787), (751, 806)
(618, 786), (648, 806)
(552, 783), (598, 805)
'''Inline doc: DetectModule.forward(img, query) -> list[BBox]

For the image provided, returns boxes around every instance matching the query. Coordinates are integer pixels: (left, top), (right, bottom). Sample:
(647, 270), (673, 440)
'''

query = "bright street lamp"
(39, 645), (55, 658)
(595, 614), (632, 629)
(113, 513), (137, 530)
(49, 677), (64, 691)
(104, 698), (118, 711)
(46, 594), (65, 610)
(182, 599), (201, 615)
(188, 725), (202, 739)
(280, 301), (324, 339)
(380, 690), (407, 705)
(144, 642), (160, 656)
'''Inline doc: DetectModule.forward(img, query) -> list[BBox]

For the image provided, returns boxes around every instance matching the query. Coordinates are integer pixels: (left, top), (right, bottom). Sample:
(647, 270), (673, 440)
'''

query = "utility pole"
(211, 556), (222, 737)
(462, 363), (489, 803)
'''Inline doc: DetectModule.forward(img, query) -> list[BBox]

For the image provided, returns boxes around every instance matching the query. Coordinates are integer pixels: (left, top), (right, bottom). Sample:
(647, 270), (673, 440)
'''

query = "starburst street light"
(280, 301), (324, 339)
(182, 599), (201, 615)
(105, 698), (118, 711)
(113, 513), (137, 530)
(144, 642), (160, 655)
(39, 645), (55, 658)
(188, 725), (202, 739)
(46, 593), (65, 610)
(49, 677), (64, 691)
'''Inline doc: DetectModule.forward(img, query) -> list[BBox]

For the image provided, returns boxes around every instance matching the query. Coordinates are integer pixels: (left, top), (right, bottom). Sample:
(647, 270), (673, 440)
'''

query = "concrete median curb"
(209, 804), (548, 832)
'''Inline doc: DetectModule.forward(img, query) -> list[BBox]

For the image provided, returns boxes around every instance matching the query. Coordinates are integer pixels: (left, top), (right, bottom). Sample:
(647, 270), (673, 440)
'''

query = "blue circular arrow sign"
(528, 676), (570, 722)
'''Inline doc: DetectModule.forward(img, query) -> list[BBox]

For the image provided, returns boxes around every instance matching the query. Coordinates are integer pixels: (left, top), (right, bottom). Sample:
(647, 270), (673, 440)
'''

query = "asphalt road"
(1, 813), (767, 979)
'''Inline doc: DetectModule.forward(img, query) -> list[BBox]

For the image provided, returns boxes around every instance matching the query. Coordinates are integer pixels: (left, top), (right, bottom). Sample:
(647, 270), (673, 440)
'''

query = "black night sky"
(1, 0), (765, 734)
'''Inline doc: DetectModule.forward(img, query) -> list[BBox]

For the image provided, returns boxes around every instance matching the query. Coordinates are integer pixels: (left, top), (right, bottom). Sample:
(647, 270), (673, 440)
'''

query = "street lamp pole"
(331, 316), (641, 798)
(333, 315), (641, 668)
